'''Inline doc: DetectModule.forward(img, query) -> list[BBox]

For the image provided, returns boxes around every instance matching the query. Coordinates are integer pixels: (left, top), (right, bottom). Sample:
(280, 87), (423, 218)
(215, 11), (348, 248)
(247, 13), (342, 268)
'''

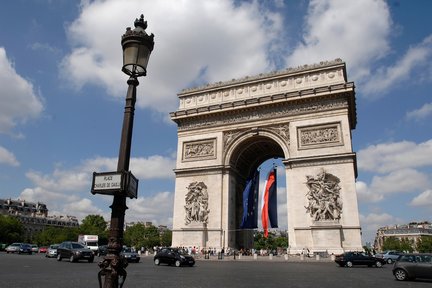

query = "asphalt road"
(1, 252), (431, 288)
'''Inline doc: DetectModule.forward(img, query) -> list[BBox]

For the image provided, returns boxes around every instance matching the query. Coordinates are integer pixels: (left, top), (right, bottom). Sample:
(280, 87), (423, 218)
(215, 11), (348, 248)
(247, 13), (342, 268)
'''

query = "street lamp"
(96, 14), (154, 288)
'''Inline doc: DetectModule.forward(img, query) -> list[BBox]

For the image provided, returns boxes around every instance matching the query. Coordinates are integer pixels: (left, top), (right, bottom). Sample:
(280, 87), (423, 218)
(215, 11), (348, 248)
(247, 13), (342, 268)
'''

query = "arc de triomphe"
(169, 59), (362, 254)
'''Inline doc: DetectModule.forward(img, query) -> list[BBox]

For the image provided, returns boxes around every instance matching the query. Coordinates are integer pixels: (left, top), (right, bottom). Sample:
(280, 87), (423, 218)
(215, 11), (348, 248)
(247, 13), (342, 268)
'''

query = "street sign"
(91, 171), (138, 199)
(126, 172), (138, 199)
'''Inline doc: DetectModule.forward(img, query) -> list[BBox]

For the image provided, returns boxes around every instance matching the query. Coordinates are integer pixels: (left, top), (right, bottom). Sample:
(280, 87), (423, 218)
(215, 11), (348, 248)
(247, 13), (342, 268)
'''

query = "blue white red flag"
(261, 168), (278, 237)
(240, 170), (259, 229)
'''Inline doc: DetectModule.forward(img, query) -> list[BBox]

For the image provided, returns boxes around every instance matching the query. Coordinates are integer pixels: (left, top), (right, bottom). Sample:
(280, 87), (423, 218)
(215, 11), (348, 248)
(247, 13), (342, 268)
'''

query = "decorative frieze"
(177, 97), (348, 131)
(178, 59), (346, 110)
(298, 123), (342, 149)
(182, 139), (216, 161)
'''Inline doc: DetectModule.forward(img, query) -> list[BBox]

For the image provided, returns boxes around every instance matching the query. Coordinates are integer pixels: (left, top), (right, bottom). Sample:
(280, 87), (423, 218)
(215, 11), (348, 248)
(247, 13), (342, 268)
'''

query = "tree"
(399, 238), (414, 253)
(382, 236), (415, 252)
(382, 236), (401, 251)
(80, 214), (107, 235)
(124, 223), (146, 249)
(160, 229), (172, 247)
(124, 223), (163, 250)
(0, 215), (24, 243)
(417, 236), (432, 253)
(79, 214), (108, 244)
(33, 226), (80, 246)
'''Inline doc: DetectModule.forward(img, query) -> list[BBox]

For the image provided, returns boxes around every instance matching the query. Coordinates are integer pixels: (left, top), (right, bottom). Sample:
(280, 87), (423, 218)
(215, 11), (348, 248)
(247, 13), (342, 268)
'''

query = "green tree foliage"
(417, 236), (432, 253)
(160, 230), (172, 247)
(124, 223), (165, 250)
(253, 231), (288, 251)
(80, 214), (107, 235)
(382, 236), (401, 251)
(382, 236), (414, 252)
(79, 214), (108, 244)
(399, 238), (414, 253)
(33, 226), (80, 246)
(0, 215), (24, 243)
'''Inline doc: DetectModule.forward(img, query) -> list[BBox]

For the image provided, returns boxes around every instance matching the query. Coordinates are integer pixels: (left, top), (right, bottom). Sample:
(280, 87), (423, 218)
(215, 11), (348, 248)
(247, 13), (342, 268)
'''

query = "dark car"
(97, 245), (108, 256)
(335, 251), (386, 268)
(56, 241), (94, 263)
(18, 243), (33, 255)
(393, 253), (432, 281)
(121, 247), (140, 263)
(154, 247), (195, 267)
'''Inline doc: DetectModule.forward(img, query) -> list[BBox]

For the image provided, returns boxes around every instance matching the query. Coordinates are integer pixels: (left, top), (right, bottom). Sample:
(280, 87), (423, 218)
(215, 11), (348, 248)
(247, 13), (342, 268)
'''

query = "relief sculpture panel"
(298, 123), (342, 149)
(184, 181), (210, 225)
(305, 169), (342, 221)
(183, 139), (216, 161)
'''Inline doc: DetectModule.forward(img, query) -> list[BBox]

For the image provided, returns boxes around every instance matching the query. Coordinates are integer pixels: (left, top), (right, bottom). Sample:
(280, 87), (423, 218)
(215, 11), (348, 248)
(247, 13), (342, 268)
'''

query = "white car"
(46, 244), (59, 258)
(5, 243), (21, 253)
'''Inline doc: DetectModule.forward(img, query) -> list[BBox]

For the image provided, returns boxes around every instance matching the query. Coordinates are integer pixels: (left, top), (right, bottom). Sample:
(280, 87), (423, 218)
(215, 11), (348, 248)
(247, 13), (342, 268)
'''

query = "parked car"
(154, 247), (195, 267)
(375, 250), (403, 264)
(5, 243), (21, 253)
(121, 247), (140, 263)
(31, 244), (39, 253)
(46, 244), (59, 258)
(335, 251), (386, 268)
(38, 246), (48, 253)
(393, 253), (432, 281)
(18, 243), (33, 255)
(56, 241), (94, 263)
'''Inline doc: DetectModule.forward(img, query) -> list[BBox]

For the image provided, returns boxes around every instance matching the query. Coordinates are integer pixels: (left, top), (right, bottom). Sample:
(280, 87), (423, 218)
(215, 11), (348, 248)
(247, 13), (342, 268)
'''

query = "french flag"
(261, 168), (278, 237)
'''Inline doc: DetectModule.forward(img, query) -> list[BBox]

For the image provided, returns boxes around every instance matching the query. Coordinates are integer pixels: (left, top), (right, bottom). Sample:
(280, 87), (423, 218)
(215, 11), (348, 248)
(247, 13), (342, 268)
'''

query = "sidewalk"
(193, 254), (335, 262)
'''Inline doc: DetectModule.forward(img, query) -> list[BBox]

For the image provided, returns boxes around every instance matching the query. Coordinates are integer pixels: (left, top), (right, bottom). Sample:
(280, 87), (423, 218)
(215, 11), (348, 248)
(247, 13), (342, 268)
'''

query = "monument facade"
(170, 59), (363, 254)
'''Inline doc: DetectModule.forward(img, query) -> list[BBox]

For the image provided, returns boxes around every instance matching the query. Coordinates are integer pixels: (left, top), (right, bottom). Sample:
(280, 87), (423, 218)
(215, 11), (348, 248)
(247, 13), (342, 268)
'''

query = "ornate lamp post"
(96, 15), (154, 288)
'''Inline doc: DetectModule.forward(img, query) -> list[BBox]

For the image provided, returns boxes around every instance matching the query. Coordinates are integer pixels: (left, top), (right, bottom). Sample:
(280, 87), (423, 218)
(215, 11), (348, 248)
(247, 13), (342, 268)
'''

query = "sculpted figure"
(184, 181), (210, 225)
(305, 169), (342, 221)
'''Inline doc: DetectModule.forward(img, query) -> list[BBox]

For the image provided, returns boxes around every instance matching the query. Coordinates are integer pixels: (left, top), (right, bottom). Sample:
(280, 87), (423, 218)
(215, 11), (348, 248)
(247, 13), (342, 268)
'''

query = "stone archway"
(170, 59), (363, 254)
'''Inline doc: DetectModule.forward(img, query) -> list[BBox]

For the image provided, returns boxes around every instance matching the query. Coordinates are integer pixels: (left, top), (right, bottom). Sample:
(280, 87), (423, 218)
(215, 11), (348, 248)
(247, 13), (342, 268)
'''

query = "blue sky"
(0, 0), (431, 245)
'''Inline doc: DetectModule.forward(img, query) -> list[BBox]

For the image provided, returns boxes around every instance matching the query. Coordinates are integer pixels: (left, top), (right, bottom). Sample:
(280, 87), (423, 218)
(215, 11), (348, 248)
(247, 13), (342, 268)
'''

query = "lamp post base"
(98, 254), (128, 288)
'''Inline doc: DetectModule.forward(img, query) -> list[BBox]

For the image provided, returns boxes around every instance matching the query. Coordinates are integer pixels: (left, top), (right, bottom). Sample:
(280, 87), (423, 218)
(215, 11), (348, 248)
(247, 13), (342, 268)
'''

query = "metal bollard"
(316, 254), (320, 261)
(269, 254), (273, 260)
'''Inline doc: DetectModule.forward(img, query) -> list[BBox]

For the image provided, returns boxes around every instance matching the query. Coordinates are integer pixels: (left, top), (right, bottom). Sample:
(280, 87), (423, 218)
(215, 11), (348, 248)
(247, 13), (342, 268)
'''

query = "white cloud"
(357, 140), (432, 173)
(356, 169), (430, 204)
(60, 0), (284, 115)
(356, 181), (383, 203)
(285, 0), (391, 81)
(369, 169), (429, 195)
(410, 189), (432, 207)
(359, 212), (402, 244)
(0, 146), (20, 167)
(130, 156), (176, 179)
(20, 154), (176, 222)
(0, 47), (44, 135)
(406, 102), (432, 121)
(363, 35), (432, 96)
(126, 191), (174, 226)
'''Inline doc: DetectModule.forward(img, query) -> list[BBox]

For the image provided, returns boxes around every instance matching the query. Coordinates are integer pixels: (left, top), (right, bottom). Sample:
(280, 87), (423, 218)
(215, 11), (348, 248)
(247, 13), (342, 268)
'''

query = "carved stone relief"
(183, 139), (216, 161)
(298, 123), (342, 149)
(305, 169), (342, 221)
(223, 124), (290, 152)
(184, 181), (210, 225)
(177, 97), (348, 131)
(268, 124), (290, 143)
